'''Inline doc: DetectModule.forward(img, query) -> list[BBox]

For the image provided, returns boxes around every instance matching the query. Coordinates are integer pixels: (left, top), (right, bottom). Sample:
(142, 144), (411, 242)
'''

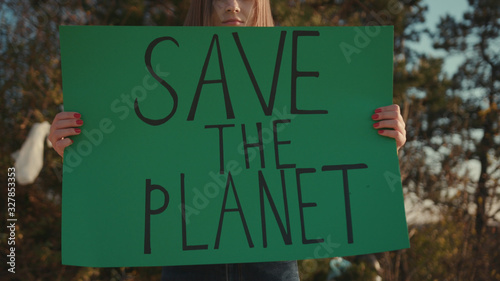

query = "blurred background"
(0, 0), (499, 280)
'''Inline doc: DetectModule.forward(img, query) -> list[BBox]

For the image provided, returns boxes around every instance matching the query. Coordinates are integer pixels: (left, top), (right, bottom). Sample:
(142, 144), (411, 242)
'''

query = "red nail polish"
(375, 109), (382, 113)
(373, 123), (380, 128)
(75, 128), (81, 133)
(74, 113), (81, 118)
(372, 114), (379, 120)
(378, 130), (384, 134)
(76, 120), (83, 125)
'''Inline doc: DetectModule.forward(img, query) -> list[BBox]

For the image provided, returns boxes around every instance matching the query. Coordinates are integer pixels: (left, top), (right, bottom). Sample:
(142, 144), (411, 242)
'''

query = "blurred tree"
(434, 0), (499, 238)
(0, 1), (188, 280)
(377, 0), (500, 280)
(432, 0), (500, 280)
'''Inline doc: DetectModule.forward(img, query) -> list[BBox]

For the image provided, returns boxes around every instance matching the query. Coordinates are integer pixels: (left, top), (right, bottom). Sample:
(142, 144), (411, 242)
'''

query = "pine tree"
(433, 1), (500, 280)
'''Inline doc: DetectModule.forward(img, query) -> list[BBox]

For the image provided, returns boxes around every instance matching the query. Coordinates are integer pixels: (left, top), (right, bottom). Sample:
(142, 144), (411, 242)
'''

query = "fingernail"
(70, 139), (74, 144)
(375, 109), (382, 113)
(74, 113), (81, 118)
(373, 122), (380, 128)
(378, 130), (384, 134)
(75, 128), (81, 133)
(372, 114), (379, 120)
(76, 120), (83, 125)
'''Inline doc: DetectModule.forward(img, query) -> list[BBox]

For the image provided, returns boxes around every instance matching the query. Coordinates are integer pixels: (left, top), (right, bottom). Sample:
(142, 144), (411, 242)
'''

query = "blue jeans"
(161, 261), (299, 281)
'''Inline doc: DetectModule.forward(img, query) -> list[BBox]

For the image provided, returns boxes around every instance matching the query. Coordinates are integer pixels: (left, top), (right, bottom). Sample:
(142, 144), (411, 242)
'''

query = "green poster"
(60, 26), (408, 267)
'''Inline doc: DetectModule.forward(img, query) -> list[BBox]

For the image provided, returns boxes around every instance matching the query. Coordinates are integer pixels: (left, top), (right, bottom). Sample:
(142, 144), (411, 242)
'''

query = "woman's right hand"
(48, 112), (83, 157)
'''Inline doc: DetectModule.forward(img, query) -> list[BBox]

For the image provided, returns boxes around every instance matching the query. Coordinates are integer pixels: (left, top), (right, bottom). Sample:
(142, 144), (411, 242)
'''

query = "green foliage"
(336, 262), (378, 281)
(393, 213), (500, 281)
(299, 258), (331, 281)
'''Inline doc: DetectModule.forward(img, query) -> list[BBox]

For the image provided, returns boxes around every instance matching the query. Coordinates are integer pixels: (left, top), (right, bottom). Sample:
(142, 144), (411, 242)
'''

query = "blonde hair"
(184, 0), (274, 27)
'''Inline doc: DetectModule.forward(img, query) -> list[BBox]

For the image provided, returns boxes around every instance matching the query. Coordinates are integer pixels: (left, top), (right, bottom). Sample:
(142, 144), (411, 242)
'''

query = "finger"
(50, 118), (84, 133)
(375, 104), (400, 114)
(54, 138), (74, 158)
(373, 104), (403, 119)
(53, 112), (81, 122)
(372, 111), (401, 121)
(50, 112), (81, 133)
(49, 117), (83, 146)
(373, 119), (406, 133)
(49, 128), (81, 146)
(378, 129), (406, 149)
(372, 110), (404, 122)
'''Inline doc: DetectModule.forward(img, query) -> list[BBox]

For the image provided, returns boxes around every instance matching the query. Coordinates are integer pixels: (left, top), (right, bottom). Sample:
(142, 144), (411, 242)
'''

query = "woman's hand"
(372, 104), (406, 152)
(48, 112), (83, 157)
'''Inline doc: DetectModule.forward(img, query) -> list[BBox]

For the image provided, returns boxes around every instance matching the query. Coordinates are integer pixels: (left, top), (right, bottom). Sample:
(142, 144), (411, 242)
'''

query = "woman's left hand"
(372, 104), (406, 152)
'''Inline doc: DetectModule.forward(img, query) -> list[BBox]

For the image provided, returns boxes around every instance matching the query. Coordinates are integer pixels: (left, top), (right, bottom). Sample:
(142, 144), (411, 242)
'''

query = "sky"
(409, 0), (470, 75)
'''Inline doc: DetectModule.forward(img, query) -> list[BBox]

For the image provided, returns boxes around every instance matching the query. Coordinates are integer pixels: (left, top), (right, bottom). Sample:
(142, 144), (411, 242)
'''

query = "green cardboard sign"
(60, 26), (408, 267)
